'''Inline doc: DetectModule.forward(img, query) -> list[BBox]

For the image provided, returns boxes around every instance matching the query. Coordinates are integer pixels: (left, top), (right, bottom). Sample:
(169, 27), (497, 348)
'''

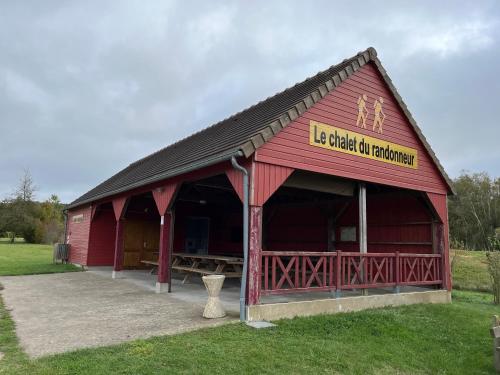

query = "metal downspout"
(231, 155), (249, 322)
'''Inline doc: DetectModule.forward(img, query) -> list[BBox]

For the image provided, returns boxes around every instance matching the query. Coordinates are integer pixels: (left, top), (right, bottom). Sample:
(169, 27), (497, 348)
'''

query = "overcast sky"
(1, 1), (499, 203)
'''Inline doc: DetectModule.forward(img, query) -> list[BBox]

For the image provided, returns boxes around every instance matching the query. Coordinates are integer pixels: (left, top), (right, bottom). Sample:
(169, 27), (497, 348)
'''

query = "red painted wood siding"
(255, 63), (448, 194)
(226, 158), (252, 203)
(172, 202), (243, 255)
(68, 206), (92, 265)
(264, 192), (433, 255)
(265, 205), (327, 252)
(112, 197), (128, 220)
(336, 193), (432, 254)
(87, 208), (116, 266)
(226, 168), (245, 202)
(152, 183), (178, 216)
(251, 162), (294, 206)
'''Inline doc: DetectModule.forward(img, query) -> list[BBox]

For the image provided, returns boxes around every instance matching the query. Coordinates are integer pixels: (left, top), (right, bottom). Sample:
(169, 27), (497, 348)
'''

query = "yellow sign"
(309, 120), (418, 169)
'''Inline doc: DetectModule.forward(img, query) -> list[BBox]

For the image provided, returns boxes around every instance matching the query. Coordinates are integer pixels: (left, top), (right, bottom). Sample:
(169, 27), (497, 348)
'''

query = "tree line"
(448, 172), (500, 251)
(0, 170), (64, 243)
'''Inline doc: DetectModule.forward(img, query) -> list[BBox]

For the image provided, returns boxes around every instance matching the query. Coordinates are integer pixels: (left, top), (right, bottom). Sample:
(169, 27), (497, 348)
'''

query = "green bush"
(485, 252), (500, 304)
(489, 236), (500, 251)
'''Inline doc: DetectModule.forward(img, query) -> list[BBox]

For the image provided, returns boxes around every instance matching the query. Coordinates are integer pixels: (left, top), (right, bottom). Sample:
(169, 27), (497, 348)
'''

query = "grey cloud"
(0, 0), (499, 203)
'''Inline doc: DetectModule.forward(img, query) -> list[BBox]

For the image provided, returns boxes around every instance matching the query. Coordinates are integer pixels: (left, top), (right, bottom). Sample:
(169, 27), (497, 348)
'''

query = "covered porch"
(84, 160), (450, 320)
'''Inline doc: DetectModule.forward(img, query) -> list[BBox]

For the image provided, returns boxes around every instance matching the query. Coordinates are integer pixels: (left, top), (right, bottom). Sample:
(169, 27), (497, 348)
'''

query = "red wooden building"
(66, 48), (453, 321)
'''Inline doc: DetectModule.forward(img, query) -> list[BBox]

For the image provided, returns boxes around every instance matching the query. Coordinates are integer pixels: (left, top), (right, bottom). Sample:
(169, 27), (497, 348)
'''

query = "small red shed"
(66, 48), (453, 321)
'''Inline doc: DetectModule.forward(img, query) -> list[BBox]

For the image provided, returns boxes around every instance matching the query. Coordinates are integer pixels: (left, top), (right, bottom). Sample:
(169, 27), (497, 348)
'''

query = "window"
(340, 226), (356, 242)
(72, 214), (84, 223)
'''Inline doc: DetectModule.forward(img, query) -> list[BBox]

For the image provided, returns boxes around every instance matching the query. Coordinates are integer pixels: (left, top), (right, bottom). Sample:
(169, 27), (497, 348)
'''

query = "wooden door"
(124, 220), (143, 267)
(142, 221), (160, 262)
(123, 220), (161, 268)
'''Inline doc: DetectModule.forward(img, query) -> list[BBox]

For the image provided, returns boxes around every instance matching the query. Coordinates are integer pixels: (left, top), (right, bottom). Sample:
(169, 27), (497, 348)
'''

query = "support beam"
(112, 196), (129, 279)
(434, 222), (446, 289)
(426, 192), (451, 291)
(250, 162), (294, 206)
(112, 218), (125, 279)
(152, 183), (178, 293)
(156, 213), (172, 293)
(358, 183), (367, 295)
(248, 206), (263, 305)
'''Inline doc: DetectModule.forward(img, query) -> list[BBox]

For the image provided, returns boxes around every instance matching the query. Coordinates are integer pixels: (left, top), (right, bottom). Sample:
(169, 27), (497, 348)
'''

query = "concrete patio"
(0, 266), (446, 357)
(0, 270), (239, 358)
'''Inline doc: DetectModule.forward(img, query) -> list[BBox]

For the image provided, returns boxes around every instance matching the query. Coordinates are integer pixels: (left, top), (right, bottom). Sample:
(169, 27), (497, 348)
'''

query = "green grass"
(0, 243), (497, 373)
(452, 249), (491, 292)
(0, 242), (80, 276)
(0, 290), (497, 374)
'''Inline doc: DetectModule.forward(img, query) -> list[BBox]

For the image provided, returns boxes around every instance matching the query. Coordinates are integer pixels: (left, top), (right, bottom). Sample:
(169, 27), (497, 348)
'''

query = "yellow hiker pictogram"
(373, 97), (385, 134)
(356, 94), (369, 129)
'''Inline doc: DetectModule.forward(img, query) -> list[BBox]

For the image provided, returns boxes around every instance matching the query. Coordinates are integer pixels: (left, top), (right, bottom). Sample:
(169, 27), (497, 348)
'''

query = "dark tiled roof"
(69, 47), (453, 208)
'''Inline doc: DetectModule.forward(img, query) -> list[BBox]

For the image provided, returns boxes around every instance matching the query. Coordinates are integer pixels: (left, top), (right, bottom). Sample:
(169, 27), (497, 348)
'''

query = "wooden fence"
(261, 251), (442, 295)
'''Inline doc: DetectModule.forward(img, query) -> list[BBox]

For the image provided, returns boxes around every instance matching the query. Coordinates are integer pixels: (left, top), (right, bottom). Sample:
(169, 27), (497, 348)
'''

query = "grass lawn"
(0, 241), (80, 276)
(452, 249), (491, 292)
(0, 243), (497, 373)
(0, 290), (497, 374)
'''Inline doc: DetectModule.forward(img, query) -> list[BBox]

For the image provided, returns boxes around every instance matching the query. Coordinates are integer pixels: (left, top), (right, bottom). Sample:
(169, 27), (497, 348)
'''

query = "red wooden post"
(264, 254), (269, 291)
(247, 205), (263, 305)
(152, 184), (178, 293)
(112, 196), (128, 279)
(394, 251), (400, 293)
(112, 219), (124, 278)
(435, 222), (447, 290)
(295, 256), (300, 289)
(156, 213), (172, 293)
(302, 257), (306, 289)
(271, 256), (276, 290)
(335, 250), (342, 298)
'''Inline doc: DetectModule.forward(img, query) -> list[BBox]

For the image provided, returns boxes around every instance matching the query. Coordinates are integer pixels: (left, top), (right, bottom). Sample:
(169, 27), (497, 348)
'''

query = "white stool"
(202, 275), (226, 318)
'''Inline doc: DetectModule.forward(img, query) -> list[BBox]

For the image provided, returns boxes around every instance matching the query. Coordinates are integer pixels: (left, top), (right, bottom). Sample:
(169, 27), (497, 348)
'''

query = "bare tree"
(14, 169), (37, 202)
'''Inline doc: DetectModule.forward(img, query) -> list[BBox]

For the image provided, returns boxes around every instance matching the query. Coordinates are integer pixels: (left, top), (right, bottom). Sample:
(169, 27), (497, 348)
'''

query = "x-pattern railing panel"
(261, 251), (443, 295)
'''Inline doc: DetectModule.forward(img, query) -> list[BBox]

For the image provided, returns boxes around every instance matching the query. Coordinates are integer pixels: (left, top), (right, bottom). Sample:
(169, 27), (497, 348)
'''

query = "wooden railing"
(261, 251), (442, 295)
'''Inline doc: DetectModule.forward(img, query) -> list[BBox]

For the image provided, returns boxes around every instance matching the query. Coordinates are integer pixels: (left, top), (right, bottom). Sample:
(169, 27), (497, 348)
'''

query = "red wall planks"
(426, 192), (447, 223)
(226, 168), (244, 202)
(265, 205), (328, 252)
(336, 193), (434, 254)
(67, 206), (92, 265)
(226, 157), (252, 203)
(252, 162), (294, 206)
(264, 193), (434, 255)
(255, 63), (449, 194)
(172, 202), (243, 255)
(87, 208), (116, 266)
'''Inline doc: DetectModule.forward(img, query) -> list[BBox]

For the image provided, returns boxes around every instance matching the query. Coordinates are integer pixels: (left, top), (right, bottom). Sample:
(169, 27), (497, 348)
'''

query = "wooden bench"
(171, 253), (243, 284)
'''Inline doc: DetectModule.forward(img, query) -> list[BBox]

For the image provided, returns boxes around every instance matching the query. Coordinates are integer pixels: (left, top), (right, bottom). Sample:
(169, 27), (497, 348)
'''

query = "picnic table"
(140, 260), (159, 274)
(172, 253), (243, 284)
(140, 251), (160, 274)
